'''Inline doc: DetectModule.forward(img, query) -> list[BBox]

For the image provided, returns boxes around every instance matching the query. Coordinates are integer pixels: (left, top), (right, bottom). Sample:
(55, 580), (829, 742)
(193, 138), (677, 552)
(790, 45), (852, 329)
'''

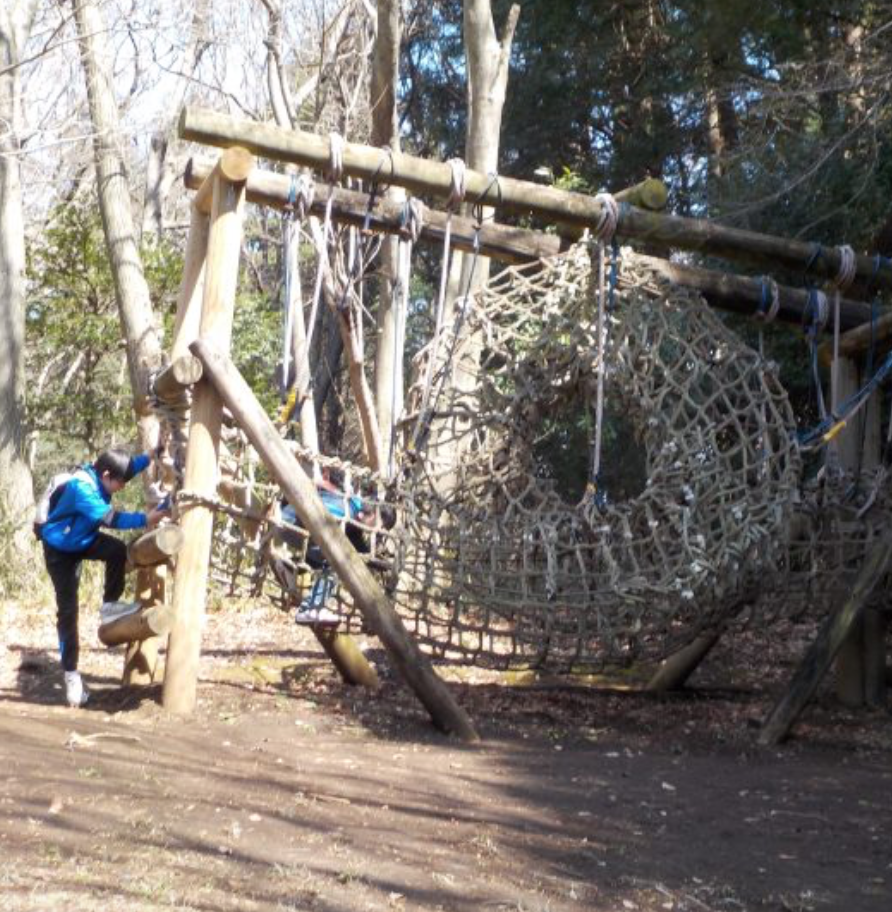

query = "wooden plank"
(163, 165), (250, 716)
(179, 106), (892, 291)
(191, 335), (479, 741)
(759, 534), (892, 745)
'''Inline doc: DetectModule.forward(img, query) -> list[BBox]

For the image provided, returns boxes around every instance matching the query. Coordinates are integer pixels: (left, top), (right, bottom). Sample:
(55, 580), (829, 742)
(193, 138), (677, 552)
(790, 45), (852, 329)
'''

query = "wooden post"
(179, 106), (892, 291)
(163, 154), (251, 715)
(191, 336), (479, 741)
(313, 627), (380, 689)
(758, 533), (892, 745)
(171, 206), (210, 361)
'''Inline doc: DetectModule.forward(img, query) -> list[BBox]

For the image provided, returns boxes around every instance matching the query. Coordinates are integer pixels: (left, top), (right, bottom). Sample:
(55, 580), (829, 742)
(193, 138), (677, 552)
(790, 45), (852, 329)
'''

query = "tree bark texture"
(72, 0), (164, 445)
(0, 1), (39, 536)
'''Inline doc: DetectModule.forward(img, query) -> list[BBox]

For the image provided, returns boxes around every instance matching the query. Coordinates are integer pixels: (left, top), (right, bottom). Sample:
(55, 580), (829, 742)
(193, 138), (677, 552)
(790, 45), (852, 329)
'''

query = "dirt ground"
(1, 597), (891, 912)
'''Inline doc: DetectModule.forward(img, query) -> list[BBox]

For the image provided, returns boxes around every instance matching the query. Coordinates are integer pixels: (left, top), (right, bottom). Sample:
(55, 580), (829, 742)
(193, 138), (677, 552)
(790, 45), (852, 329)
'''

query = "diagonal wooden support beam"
(758, 533), (892, 746)
(190, 335), (479, 742)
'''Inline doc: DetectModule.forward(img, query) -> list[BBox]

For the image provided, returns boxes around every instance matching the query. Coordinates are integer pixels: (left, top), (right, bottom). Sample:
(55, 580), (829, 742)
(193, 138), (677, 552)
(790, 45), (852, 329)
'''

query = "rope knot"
(286, 173), (315, 220)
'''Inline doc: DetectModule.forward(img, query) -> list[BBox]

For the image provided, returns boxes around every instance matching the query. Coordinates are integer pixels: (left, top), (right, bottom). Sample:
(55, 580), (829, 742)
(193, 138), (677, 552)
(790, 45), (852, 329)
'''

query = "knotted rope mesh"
(391, 243), (801, 665)
(157, 241), (890, 670)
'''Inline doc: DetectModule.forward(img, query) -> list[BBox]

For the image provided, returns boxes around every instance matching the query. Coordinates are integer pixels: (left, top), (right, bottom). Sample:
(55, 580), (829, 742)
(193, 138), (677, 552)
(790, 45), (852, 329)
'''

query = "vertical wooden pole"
(171, 205), (211, 359)
(163, 161), (249, 714)
(122, 566), (166, 686)
(862, 385), (887, 707)
(833, 357), (866, 706)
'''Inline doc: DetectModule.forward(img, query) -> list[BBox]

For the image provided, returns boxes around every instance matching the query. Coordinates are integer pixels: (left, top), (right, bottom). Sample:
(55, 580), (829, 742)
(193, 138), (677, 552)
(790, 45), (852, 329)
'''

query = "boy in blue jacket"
(39, 448), (167, 707)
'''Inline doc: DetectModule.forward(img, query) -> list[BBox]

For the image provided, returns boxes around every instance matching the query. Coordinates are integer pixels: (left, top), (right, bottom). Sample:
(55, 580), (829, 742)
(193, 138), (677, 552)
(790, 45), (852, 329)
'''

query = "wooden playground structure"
(101, 106), (892, 746)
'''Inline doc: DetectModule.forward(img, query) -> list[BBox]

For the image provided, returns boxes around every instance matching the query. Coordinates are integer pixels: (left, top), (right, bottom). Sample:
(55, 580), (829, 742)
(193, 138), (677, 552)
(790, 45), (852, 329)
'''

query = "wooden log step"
(98, 604), (172, 647)
(128, 524), (185, 567)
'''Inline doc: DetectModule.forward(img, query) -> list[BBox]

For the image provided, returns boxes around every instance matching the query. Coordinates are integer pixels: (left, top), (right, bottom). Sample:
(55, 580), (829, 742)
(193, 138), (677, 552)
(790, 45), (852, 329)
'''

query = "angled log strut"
(180, 106), (892, 293)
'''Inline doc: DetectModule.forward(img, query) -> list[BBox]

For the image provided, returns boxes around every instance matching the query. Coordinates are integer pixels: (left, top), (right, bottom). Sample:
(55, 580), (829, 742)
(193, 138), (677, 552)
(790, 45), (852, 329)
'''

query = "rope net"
(155, 241), (890, 670)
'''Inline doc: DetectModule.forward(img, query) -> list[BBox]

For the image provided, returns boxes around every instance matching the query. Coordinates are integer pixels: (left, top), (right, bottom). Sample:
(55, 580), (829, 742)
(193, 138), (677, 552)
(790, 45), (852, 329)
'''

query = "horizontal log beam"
(819, 309), (892, 364)
(186, 156), (875, 333)
(636, 255), (873, 333)
(179, 106), (892, 292)
(186, 156), (567, 265)
(152, 354), (203, 402)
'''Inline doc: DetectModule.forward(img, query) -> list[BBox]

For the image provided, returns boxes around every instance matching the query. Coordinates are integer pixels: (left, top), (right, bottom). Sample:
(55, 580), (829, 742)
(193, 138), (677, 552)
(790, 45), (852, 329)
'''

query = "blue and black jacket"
(41, 455), (151, 553)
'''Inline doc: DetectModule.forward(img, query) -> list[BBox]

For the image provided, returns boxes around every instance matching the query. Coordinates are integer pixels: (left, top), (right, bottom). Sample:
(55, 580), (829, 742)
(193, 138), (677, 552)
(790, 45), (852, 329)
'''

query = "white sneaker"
(64, 671), (89, 708)
(100, 601), (141, 624)
(294, 605), (340, 626)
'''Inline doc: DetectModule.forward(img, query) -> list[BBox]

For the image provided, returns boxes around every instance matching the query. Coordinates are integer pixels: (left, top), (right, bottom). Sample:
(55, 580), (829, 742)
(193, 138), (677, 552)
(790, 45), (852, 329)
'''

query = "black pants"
(43, 533), (127, 672)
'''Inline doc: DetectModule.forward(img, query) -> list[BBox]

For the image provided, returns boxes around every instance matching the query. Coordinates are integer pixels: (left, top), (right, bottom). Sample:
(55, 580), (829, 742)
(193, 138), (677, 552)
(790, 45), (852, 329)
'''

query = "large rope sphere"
(400, 244), (801, 667)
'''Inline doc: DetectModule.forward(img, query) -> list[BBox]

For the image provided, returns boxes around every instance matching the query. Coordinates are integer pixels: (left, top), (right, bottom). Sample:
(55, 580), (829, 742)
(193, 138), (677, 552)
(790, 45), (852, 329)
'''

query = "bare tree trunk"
(427, 2), (518, 491)
(71, 0), (164, 449)
(370, 0), (405, 476)
(141, 0), (210, 239)
(0, 1), (39, 538)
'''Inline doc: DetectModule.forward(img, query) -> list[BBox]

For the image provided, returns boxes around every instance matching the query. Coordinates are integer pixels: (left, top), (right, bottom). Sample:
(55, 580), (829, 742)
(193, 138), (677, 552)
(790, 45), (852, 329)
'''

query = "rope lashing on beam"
(592, 193), (619, 245)
(446, 158), (467, 211)
(327, 132), (344, 182)
(285, 172), (315, 220)
(756, 277), (781, 324)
